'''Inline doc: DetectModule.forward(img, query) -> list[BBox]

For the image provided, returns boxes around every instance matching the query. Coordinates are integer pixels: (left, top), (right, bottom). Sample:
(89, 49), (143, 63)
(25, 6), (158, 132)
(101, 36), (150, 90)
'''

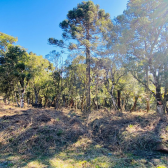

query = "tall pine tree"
(49, 1), (112, 112)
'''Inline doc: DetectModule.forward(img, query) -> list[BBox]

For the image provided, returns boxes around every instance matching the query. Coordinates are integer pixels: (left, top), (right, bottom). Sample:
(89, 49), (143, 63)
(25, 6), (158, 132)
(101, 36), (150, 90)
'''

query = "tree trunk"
(15, 92), (20, 107)
(81, 96), (84, 112)
(55, 97), (59, 109)
(62, 94), (67, 107)
(146, 66), (150, 112)
(75, 99), (77, 111)
(125, 96), (129, 111)
(163, 64), (168, 113)
(8, 98), (10, 105)
(110, 84), (118, 110)
(69, 98), (74, 108)
(121, 98), (125, 111)
(20, 90), (24, 108)
(44, 96), (48, 107)
(130, 96), (139, 112)
(156, 84), (164, 114)
(111, 95), (118, 110)
(12, 94), (14, 103)
(96, 74), (98, 110)
(117, 90), (121, 109)
(85, 26), (91, 113)
(3, 93), (7, 104)
(34, 88), (39, 104)
(28, 98), (30, 106)
(32, 95), (33, 104)
(86, 46), (91, 113)
(163, 91), (167, 114)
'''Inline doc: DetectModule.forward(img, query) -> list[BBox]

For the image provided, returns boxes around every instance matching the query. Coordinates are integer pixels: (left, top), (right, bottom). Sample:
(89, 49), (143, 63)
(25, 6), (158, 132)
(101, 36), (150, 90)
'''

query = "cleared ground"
(0, 100), (168, 168)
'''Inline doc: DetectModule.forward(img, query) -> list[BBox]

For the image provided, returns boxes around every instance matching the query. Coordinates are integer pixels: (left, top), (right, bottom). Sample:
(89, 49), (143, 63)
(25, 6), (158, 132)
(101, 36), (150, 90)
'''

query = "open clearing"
(0, 102), (168, 168)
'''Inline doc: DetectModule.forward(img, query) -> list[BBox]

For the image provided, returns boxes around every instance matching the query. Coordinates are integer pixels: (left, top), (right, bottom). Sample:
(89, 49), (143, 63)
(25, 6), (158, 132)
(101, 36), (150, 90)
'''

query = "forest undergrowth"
(0, 101), (168, 168)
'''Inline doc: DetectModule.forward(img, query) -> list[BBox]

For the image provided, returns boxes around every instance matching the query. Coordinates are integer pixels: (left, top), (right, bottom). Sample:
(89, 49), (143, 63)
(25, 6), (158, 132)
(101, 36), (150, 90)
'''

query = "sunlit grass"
(49, 158), (74, 168)
(49, 154), (113, 168)
(157, 165), (167, 168)
(25, 160), (47, 168)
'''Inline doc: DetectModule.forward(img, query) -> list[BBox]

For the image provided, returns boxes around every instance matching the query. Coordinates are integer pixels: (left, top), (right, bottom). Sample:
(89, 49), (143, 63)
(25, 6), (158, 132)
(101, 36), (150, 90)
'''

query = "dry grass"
(0, 100), (168, 167)
(87, 110), (168, 152)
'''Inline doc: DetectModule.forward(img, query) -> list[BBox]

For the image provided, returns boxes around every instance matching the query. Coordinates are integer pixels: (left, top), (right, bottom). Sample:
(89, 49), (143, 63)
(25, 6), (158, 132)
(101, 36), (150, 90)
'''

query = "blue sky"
(0, 0), (128, 59)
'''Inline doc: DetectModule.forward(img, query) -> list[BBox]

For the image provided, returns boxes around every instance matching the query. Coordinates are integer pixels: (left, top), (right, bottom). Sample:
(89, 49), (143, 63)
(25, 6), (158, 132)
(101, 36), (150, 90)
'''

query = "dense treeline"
(0, 0), (168, 114)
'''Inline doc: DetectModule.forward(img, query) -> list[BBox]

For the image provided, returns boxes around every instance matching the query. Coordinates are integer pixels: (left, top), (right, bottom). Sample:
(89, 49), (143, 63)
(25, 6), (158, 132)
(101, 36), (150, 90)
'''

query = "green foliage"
(1, 0), (168, 112)
(49, 1), (113, 112)
(0, 32), (17, 56)
(108, 0), (168, 112)
(57, 0), (112, 48)
(57, 129), (63, 136)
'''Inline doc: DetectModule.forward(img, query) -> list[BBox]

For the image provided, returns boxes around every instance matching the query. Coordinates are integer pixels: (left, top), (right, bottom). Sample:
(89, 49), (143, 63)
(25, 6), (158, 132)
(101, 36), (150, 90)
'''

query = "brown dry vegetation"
(0, 100), (168, 167)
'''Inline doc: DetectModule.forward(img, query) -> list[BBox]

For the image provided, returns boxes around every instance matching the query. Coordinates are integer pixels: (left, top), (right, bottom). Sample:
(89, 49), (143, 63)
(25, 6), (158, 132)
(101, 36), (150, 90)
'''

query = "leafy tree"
(28, 52), (52, 105)
(0, 32), (17, 56)
(0, 32), (18, 102)
(110, 0), (168, 113)
(45, 50), (64, 109)
(63, 56), (85, 110)
(0, 32), (54, 108)
(0, 45), (31, 107)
